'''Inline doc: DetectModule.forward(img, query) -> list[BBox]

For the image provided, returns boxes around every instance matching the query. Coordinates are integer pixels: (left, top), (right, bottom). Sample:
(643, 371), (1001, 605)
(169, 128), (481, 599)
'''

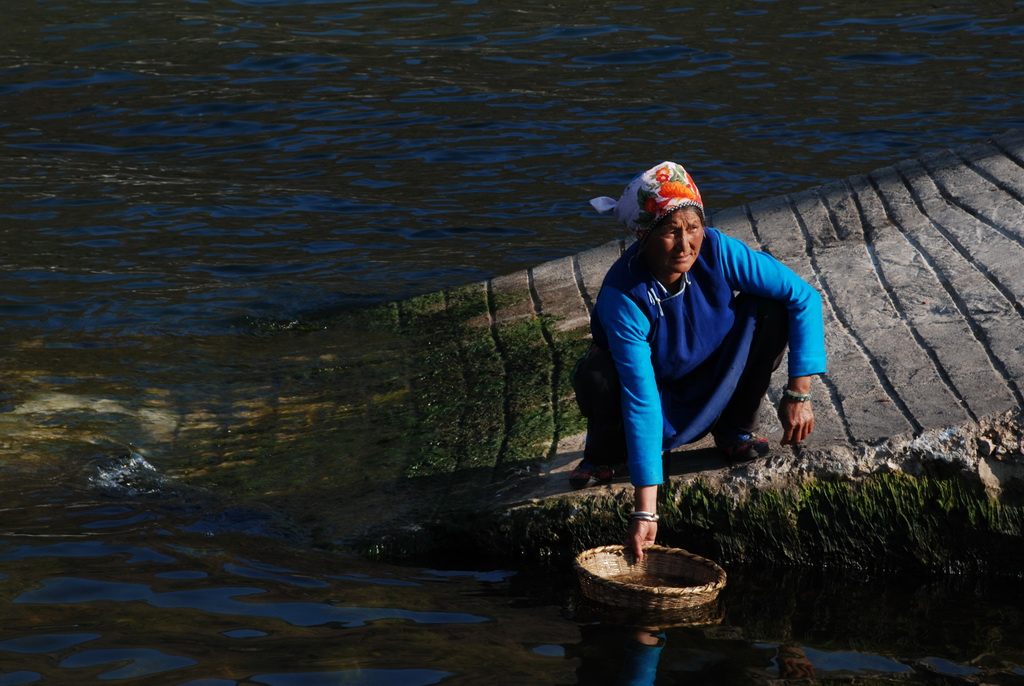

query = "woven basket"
(574, 545), (726, 613)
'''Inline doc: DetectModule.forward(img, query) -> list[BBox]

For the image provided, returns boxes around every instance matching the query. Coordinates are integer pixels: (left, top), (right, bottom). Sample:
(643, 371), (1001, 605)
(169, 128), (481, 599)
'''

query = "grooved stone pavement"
(488, 130), (1024, 484)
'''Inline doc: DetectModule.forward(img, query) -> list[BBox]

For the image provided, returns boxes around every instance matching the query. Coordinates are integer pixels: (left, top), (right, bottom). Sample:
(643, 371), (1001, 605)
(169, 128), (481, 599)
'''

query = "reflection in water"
(573, 626), (666, 686)
(564, 565), (1024, 685)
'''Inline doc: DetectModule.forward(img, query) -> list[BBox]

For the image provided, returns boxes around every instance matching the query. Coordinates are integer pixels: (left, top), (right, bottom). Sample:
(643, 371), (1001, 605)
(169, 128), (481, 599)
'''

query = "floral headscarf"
(590, 162), (703, 241)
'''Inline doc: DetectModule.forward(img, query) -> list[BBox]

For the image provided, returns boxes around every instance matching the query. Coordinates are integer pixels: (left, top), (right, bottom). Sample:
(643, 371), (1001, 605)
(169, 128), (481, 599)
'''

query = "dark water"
(3, 466), (1023, 683)
(3, 463), (1023, 684)
(4, 0), (1024, 335)
(3, 0), (1024, 683)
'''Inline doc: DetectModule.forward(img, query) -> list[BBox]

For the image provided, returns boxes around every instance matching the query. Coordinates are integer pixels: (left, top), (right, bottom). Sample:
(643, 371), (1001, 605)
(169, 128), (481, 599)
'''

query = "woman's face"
(641, 207), (704, 288)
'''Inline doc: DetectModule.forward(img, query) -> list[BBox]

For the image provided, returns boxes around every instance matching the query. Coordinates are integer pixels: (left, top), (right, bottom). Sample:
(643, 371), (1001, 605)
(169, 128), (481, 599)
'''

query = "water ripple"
(16, 577), (489, 627)
(0, 633), (100, 654)
(575, 44), (701, 65)
(832, 52), (961, 65)
(227, 54), (349, 72)
(250, 669), (452, 685)
(0, 70), (148, 94)
(60, 649), (197, 679)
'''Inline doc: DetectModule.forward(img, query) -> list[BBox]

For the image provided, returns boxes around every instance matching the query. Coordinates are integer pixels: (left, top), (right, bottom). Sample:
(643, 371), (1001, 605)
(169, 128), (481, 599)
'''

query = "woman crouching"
(571, 162), (827, 561)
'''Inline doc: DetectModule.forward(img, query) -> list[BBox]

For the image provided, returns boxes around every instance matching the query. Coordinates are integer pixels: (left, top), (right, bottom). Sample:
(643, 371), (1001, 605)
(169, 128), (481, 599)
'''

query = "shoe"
(593, 465), (616, 485)
(569, 462), (595, 489)
(714, 432), (770, 463)
(568, 462), (627, 489)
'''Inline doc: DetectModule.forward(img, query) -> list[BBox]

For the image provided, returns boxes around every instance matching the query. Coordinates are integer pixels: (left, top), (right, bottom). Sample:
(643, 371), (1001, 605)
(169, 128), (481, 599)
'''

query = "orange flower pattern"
(633, 163), (703, 237)
(588, 161), (704, 239)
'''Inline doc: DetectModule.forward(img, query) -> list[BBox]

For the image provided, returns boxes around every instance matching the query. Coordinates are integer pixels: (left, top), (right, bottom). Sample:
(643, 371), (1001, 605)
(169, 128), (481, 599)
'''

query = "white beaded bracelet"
(782, 389), (812, 402)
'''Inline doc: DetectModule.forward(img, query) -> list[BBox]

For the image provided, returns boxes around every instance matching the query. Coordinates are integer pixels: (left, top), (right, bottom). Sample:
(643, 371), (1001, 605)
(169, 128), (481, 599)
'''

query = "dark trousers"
(571, 298), (789, 465)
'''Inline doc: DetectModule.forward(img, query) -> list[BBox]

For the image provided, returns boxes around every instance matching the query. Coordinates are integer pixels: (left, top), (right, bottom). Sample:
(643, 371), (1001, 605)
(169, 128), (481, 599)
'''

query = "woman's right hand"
(628, 518), (658, 562)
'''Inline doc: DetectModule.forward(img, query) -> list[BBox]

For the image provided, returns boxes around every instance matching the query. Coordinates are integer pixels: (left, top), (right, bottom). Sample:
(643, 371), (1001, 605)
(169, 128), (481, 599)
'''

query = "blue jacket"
(591, 228), (826, 486)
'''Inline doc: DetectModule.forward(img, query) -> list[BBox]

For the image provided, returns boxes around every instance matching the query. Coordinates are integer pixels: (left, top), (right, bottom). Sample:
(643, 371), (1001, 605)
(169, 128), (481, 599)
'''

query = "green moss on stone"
(546, 324), (591, 453)
(439, 471), (1024, 575)
(491, 316), (555, 467)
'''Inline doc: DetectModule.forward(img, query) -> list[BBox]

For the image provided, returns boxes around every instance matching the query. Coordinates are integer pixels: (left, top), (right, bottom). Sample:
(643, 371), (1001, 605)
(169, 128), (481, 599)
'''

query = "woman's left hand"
(778, 398), (815, 445)
(778, 376), (816, 445)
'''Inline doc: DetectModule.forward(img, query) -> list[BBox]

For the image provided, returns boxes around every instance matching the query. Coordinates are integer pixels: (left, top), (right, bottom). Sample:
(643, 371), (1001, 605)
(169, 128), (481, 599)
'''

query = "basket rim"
(574, 544), (727, 597)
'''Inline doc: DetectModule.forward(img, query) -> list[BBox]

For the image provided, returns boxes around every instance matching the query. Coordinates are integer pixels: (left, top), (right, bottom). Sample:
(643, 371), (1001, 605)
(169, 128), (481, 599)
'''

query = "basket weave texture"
(574, 545), (726, 612)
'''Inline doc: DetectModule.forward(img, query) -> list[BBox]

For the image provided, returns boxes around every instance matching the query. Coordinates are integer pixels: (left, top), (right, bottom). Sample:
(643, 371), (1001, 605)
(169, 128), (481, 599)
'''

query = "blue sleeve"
(594, 288), (664, 487)
(715, 230), (827, 377)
